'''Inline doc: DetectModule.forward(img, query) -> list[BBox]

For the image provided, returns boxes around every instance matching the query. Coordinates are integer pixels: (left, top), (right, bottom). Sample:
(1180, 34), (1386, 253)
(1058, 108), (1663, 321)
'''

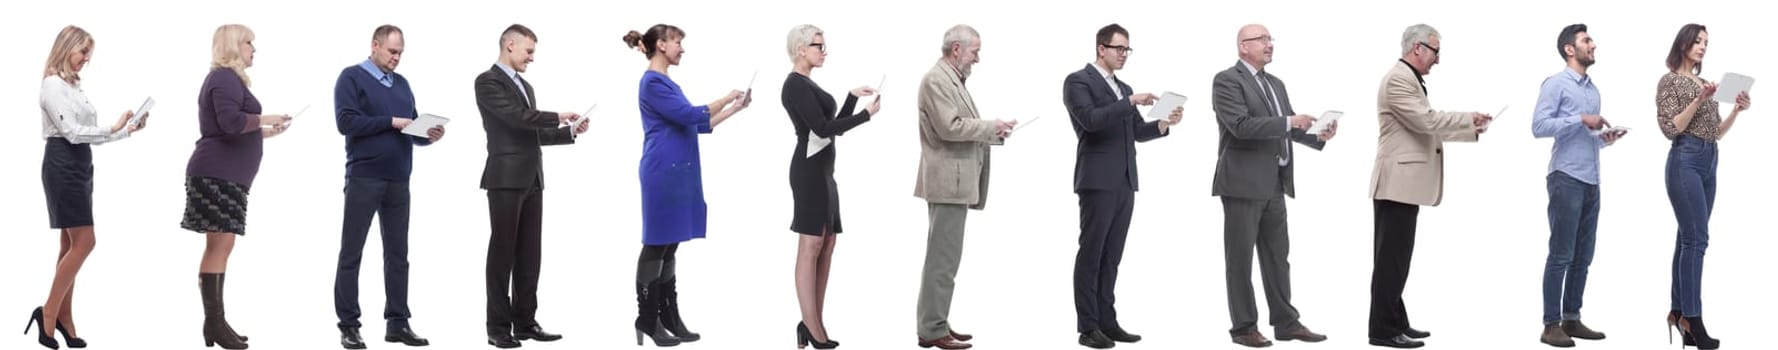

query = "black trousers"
(1368, 199), (1420, 339)
(486, 187), (544, 335)
(1073, 189), (1135, 333)
(334, 177), (412, 329)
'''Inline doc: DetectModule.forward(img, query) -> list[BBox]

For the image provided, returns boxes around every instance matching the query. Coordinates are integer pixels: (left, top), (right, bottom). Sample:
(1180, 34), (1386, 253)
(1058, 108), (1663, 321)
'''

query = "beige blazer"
(1370, 60), (1478, 207)
(915, 60), (1002, 208)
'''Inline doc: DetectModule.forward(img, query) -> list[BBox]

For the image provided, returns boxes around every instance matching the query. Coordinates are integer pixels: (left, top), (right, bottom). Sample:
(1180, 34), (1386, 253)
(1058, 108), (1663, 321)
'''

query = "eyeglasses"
(809, 43), (826, 53)
(1241, 35), (1274, 44)
(1417, 42), (1441, 56)
(1100, 44), (1134, 56)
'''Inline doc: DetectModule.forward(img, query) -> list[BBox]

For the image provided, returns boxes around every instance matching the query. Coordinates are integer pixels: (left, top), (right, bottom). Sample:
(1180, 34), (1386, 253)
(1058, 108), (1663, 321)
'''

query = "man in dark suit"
(473, 24), (588, 349)
(1209, 24), (1334, 348)
(1062, 23), (1182, 349)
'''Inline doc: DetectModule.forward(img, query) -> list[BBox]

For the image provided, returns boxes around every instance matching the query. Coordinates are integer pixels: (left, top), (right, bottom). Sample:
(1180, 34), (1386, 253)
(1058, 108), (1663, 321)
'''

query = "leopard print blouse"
(1656, 72), (1721, 142)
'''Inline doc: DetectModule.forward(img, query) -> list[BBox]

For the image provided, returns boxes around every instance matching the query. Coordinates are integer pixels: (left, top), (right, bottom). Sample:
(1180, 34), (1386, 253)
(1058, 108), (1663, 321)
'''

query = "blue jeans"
(1542, 172), (1599, 325)
(1664, 135), (1717, 317)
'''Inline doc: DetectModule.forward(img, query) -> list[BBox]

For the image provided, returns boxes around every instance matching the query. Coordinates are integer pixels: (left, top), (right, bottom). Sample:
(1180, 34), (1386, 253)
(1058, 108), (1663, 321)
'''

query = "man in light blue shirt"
(1530, 23), (1622, 348)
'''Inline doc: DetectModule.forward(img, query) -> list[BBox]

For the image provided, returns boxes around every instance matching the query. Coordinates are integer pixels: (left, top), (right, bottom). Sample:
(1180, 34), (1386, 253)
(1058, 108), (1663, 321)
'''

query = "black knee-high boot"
(658, 257), (699, 342)
(200, 273), (248, 349)
(635, 247), (681, 347)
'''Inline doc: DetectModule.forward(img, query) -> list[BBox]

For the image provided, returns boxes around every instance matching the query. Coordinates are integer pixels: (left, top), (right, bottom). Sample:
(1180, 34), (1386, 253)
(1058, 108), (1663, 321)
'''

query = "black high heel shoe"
(54, 320), (84, 348)
(23, 307), (58, 349)
(797, 322), (839, 349)
(1677, 316), (1719, 350)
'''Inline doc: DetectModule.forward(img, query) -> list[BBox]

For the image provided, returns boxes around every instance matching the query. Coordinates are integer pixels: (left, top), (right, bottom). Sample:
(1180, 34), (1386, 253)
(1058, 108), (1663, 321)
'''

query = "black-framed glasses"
(809, 43), (826, 52)
(1100, 44), (1134, 55)
(1241, 35), (1274, 43)
(1418, 42), (1440, 55)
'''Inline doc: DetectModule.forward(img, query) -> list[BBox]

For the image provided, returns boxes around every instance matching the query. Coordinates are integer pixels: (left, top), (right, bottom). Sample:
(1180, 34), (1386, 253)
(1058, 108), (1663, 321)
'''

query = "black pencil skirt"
(42, 137), (95, 229)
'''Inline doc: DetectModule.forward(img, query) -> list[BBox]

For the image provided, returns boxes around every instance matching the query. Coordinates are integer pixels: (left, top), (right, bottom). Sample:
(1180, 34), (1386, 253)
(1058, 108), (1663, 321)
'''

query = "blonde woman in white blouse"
(25, 25), (147, 350)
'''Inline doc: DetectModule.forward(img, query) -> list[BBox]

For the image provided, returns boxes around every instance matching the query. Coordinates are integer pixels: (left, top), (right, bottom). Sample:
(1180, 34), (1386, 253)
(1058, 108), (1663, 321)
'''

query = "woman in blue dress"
(622, 24), (752, 347)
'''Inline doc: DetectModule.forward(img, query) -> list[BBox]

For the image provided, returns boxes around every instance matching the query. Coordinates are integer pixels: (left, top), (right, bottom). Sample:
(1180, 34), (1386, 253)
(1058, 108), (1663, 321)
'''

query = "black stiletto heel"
(25, 307), (58, 349)
(54, 320), (85, 348)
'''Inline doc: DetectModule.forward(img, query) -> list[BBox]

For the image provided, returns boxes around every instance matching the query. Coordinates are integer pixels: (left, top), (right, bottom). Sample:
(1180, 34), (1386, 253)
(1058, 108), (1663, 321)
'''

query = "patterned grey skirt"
(180, 175), (250, 235)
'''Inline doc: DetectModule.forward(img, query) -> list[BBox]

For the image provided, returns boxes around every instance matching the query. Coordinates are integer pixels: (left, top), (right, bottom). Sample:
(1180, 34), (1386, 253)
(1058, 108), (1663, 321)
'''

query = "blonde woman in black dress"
(780, 24), (880, 349)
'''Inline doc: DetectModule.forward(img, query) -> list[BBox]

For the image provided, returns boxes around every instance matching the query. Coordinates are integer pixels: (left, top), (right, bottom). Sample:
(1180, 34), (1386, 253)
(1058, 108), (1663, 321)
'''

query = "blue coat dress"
(638, 70), (711, 246)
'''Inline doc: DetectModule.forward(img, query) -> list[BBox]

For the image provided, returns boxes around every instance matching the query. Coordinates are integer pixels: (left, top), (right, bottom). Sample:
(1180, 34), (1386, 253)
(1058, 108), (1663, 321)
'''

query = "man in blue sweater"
(331, 24), (442, 349)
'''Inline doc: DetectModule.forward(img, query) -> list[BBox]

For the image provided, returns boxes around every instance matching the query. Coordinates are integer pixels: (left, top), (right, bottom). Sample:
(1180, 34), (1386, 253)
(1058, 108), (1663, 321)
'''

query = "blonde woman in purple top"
(180, 24), (291, 350)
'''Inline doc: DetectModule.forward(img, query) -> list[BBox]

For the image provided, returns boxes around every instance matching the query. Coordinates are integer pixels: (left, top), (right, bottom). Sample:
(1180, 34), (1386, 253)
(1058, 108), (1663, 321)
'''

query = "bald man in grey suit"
(1210, 24), (1332, 348)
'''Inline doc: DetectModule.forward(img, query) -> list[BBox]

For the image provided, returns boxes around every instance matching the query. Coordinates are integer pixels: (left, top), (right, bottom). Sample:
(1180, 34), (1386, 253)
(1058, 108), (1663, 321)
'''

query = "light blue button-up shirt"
(359, 59), (393, 87)
(495, 61), (528, 101)
(1531, 67), (1604, 184)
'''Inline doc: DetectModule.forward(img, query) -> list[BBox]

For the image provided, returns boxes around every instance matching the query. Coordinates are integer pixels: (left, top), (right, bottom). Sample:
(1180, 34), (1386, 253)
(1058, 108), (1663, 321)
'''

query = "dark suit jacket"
(1210, 61), (1325, 200)
(1063, 63), (1169, 193)
(474, 64), (576, 190)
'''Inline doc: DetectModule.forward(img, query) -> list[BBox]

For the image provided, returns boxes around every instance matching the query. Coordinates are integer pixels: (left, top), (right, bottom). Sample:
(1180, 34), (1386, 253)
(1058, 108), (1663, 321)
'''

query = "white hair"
(1400, 24), (1439, 55)
(786, 24), (823, 62)
(941, 24), (979, 57)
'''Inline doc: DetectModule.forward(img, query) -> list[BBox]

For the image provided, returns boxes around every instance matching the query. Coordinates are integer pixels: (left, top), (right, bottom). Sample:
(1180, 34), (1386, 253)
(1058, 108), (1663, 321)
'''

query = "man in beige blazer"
(913, 24), (1014, 350)
(1366, 23), (1493, 349)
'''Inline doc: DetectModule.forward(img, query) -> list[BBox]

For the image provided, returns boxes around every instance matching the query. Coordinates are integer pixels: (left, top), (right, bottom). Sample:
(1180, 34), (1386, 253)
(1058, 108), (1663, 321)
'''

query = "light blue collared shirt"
(495, 61), (528, 102)
(359, 59), (393, 87)
(1531, 67), (1605, 185)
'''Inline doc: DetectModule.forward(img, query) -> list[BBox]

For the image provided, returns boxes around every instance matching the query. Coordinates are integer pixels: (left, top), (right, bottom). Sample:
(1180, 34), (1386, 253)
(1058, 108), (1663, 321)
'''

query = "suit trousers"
(1221, 196), (1301, 335)
(916, 203), (968, 340)
(1074, 189), (1135, 333)
(334, 177), (412, 329)
(1368, 199), (1420, 339)
(486, 187), (545, 335)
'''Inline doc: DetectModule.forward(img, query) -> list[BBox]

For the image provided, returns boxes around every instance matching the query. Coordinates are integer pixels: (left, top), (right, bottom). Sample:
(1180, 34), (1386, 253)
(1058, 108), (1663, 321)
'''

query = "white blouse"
(41, 76), (130, 144)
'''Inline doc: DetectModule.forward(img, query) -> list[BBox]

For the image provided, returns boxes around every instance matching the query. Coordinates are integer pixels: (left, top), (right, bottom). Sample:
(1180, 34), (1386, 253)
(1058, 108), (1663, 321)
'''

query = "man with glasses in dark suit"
(1061, 23), (1182, 349)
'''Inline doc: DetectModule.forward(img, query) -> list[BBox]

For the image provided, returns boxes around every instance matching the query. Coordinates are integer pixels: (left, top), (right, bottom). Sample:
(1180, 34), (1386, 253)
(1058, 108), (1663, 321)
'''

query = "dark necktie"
(1258, 74), (1290, 166)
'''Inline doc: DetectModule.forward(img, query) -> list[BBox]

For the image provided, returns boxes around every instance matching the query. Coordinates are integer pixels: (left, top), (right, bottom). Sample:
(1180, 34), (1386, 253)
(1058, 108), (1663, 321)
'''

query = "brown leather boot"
(200, 273), (249, 349)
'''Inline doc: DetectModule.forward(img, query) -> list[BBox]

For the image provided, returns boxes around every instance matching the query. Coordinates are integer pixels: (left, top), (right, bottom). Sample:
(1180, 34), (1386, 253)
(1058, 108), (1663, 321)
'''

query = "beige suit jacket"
(1370, 60), (1478, 207)
(915, 60), (1002, 208)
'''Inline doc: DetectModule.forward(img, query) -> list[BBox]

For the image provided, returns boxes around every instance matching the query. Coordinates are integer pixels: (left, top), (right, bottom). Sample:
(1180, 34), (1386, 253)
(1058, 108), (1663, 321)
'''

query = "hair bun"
(622, 30), (643, 48)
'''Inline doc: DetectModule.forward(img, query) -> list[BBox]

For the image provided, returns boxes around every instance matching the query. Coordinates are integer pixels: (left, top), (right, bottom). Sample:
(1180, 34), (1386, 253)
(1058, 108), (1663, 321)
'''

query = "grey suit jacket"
(1210, 61), (1325, 200)
(914, 60), (1001, 209)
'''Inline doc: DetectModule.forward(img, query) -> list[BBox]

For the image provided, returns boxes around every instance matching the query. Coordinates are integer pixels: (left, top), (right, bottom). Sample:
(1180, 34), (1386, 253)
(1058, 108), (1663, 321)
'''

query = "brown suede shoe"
(1276, 324), (1327, 342)
(1561, 320), (1605, 340)
(1232, 331), (1273, 348)
(918, 335), (972, 349)
(1541, 325), (1575, 348)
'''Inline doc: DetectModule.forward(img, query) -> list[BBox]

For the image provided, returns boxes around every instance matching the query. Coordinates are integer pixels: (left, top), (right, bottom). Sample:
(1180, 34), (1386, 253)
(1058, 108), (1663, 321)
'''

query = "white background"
(2, 1), (1771, 349)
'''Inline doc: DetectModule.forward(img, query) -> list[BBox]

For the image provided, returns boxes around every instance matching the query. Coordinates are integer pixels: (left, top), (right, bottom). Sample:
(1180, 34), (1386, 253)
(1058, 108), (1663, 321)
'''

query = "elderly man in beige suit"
(913, 24), (1015, 350)
(1366, 24), (1494, 349)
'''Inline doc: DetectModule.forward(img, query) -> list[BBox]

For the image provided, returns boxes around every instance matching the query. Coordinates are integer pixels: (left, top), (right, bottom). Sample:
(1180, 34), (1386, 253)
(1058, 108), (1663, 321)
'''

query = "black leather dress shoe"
(341, 327), (367, 349)
(1403, 328), (1431, 339)
(487, 333), (521, 348)
(1078, 330), (1115, 349)
(1368, 335), (1424, 348)
(513, 325), (562, 342)
(1103, 328), (1141, 343)
(386, 326), (431, 346)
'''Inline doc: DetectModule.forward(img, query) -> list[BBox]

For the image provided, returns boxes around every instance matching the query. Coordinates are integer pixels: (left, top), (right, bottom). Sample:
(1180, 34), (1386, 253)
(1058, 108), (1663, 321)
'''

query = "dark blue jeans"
(1543, 172), (1599, 325)
(1665, 135), (1716, 318)
(334, 177), (413, 329)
